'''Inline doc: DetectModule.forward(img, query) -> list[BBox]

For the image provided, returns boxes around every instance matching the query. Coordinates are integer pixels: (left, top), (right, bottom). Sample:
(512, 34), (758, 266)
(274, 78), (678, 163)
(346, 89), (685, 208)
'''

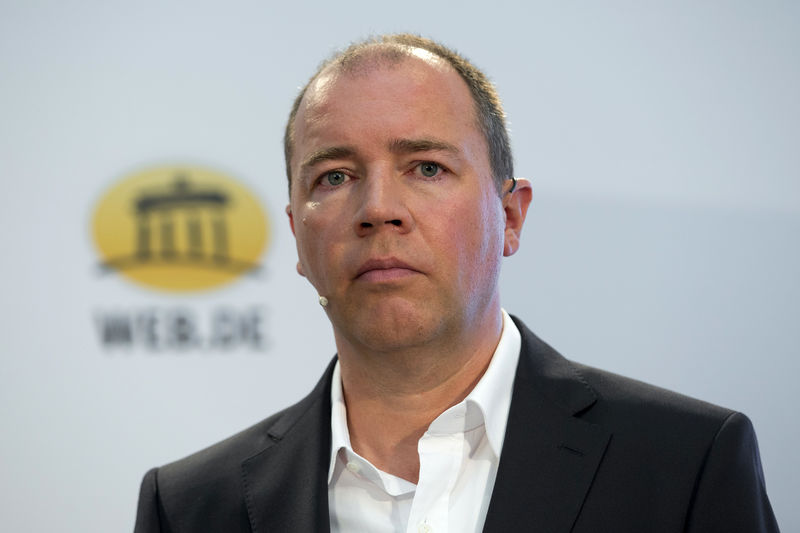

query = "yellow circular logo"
(92, 165), (270, 292)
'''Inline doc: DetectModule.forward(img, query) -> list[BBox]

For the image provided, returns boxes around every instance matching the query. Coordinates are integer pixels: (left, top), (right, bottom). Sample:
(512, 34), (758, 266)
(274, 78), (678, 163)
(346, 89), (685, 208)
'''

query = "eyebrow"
(387, 137), (461, 156)
(301, 146), (357, 170)
(300, 138), (462, 171)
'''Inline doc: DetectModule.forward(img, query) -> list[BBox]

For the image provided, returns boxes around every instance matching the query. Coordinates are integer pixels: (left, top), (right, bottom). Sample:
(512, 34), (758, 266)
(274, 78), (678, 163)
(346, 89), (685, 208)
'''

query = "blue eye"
(419, 162), (440, 177)
(324, 171), (347, 186)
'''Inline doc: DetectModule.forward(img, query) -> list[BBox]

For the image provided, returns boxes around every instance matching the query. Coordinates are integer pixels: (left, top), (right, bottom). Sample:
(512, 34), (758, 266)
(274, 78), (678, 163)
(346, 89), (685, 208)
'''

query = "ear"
(286, 204), (306, 277)
(502, 178), (532, 257)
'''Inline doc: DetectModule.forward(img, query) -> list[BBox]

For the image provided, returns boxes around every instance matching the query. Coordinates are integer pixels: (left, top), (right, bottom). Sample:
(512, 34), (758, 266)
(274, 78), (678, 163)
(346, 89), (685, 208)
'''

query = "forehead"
(292, 51), (480, 155)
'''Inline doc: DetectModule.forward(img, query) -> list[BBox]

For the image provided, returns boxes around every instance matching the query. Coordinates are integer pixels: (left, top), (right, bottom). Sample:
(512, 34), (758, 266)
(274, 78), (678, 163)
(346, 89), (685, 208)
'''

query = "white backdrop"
(1, 1), (797, 531)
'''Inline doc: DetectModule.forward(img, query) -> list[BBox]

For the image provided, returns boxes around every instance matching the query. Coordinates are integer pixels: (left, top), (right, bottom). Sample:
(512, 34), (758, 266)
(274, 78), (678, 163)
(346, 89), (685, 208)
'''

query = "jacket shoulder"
(158, 403), (293, 487)
(138, 359), (335, 532)
(570, 363), (778, 531)
(572, 361), (735, 434)
(512, 315), (735, 434)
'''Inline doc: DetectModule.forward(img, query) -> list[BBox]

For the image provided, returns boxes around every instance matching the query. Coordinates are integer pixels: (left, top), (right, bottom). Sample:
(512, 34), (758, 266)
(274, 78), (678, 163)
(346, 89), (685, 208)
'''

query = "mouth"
(355, 257), (421, 282)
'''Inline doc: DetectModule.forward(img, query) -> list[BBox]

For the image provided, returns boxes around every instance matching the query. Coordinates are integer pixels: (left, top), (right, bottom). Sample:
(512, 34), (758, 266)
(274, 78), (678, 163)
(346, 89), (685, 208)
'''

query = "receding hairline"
(328, 42), (449, 76)
(287, 43), (482, 180)
(299, 43), (460, 124)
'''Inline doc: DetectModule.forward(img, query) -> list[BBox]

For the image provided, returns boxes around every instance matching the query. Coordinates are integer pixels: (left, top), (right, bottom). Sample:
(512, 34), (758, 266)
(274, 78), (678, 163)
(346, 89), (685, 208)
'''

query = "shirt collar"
(461, 309), (521, 458)
(328, 360), (351, 483)
(328, 309), (521, 483)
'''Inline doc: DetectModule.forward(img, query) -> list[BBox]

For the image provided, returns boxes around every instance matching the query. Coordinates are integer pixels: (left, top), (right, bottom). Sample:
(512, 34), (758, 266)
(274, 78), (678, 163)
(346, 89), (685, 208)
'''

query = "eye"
(322, 170), (348, 186)
(418, 162), (441, 178)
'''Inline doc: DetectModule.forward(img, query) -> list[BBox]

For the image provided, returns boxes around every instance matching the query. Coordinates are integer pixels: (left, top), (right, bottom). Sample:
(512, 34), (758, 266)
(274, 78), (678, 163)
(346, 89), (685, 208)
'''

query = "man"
(135, 34), (778, 532)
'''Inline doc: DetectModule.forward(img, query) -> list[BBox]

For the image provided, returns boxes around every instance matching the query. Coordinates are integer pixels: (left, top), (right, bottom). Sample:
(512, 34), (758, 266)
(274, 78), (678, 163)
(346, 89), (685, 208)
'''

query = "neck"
(334, 306), (504, 483)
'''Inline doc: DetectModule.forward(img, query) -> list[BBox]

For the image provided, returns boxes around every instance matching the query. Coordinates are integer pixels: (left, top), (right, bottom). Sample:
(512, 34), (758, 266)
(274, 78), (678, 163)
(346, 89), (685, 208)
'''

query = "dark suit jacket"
(135, 317), (779, 532)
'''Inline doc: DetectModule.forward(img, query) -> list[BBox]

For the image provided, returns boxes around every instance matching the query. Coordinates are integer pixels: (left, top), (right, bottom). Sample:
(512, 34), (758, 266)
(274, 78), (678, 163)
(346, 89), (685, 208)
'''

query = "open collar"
(327, 309), (522, 485)
(240, 317), (611, 533)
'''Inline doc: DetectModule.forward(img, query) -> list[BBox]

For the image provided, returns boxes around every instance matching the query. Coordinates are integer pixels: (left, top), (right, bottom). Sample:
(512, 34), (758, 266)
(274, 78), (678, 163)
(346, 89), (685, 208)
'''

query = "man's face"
(287, 52), (512, 353)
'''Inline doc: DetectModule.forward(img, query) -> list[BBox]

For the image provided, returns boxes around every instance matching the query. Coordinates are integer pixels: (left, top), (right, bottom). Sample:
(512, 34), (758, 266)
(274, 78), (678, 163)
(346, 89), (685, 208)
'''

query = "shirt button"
(345, 461), (361, 474)
(418, 523), (432, 533)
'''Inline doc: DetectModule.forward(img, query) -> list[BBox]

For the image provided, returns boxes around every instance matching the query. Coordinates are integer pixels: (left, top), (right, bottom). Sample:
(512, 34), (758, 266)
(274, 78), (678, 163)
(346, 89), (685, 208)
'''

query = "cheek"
(455, 197), (505, 277)
(294, 203), (348, 281)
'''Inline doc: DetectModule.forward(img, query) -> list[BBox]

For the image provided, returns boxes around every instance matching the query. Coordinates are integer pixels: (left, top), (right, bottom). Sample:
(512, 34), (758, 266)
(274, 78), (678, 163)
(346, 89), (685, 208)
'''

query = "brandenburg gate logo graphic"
(92, 166), (270, 292)
(133, 177), (231, 265)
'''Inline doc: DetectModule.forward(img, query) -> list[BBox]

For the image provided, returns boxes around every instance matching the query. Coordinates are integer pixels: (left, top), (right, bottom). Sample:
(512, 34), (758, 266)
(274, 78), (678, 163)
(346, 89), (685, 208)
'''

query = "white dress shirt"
(328, 310), (522, 533)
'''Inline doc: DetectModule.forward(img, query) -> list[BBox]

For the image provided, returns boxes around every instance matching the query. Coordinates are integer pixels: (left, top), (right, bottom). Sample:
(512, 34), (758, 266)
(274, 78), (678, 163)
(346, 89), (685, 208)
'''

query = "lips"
(355, 257), (421, 281)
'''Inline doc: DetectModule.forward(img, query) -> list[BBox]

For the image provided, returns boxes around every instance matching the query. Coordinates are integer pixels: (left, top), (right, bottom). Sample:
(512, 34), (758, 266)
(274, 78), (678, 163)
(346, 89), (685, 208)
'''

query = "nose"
(354, 172), (414, 237)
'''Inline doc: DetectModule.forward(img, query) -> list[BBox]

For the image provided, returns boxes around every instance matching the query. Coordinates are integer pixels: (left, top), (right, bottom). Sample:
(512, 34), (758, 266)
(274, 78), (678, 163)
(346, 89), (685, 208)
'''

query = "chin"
(346, 301), (447, 353)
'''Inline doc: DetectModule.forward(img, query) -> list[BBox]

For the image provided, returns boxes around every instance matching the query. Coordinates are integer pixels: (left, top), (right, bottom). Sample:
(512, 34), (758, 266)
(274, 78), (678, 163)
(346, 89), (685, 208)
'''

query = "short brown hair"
(284, 34), (514, 195)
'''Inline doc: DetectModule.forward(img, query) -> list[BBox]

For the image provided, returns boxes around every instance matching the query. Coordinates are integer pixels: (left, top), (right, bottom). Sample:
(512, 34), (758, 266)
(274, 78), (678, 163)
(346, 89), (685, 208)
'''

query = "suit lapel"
(483, 319), (611, 533)
(241, 359), (335, 533)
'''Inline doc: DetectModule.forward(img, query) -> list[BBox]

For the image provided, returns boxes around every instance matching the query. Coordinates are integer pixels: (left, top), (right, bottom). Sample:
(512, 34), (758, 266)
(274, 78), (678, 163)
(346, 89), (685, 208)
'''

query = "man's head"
(285, 35), (531, 355)
(284, 34), (514, 196)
